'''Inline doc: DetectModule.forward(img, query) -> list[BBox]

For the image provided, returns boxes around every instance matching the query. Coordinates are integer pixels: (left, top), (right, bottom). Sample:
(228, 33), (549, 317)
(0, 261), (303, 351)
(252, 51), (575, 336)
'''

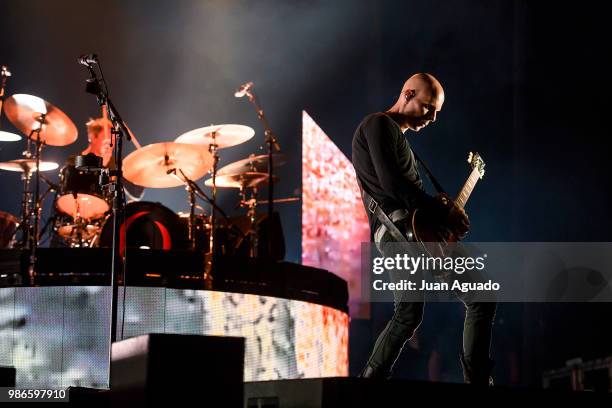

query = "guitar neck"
(455, 167), (481, 209)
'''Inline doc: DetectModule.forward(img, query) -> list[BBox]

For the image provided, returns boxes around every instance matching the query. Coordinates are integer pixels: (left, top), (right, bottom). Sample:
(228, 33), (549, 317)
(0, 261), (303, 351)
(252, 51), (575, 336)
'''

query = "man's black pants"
(363, 229), (497, 382)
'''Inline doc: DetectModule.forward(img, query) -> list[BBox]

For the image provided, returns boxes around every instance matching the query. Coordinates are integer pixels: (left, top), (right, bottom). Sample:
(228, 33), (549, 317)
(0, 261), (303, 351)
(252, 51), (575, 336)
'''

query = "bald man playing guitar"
(352, 73), (496, 385)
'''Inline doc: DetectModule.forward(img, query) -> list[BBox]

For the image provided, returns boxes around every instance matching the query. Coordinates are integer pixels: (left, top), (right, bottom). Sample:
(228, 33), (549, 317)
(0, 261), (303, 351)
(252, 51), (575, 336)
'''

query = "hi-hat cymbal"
(0, 131), (21, 142)
(204, 172), (278, 189)
(217, 153), (287, 176)
(175, 124), (255, 149)
(0, 159), (59, 172)
(3, 94), (78, 146)
(123, 142), (214, 188)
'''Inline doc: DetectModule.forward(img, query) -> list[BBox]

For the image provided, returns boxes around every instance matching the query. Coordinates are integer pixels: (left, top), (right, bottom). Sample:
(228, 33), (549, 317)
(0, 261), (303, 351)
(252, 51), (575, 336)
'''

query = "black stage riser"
(244, 377), (612, 407)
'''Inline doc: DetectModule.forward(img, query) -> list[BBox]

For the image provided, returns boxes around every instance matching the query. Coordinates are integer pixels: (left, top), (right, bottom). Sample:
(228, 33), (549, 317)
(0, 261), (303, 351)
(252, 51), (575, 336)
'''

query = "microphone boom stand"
(242, 88), (280, 259)
(81, 60), (133, 389)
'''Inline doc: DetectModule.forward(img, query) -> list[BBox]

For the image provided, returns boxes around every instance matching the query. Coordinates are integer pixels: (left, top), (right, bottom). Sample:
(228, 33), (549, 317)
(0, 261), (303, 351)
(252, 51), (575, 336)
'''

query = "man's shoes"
(359, 364), (390, 379)
(460, 353), (495, 386)
(360, 365), (376, 378)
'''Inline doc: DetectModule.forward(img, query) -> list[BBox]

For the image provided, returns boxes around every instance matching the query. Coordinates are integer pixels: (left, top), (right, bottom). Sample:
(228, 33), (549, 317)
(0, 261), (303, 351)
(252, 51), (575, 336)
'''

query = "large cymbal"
(204, 171), (278, 189)
(217, 153), (287, 176)
(123, 142), (214, 188)
(0, 131), (21, 142)
(0, 159), (59, 172)
(175, 124), (254, 149)
(3, 94), (78, 146)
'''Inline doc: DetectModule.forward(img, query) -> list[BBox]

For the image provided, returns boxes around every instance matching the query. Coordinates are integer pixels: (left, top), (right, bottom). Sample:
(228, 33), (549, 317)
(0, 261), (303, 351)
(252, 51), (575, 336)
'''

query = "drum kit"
(0, 65), (295, 260)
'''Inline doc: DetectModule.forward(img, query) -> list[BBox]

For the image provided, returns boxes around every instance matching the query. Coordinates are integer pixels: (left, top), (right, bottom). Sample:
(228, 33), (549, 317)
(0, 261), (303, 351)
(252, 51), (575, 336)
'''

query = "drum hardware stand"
(239, 85), (280, 259)
(0, 66), (26, 245)
(16, 161), (32, 248)
(170, 168), (242, 277)
(79, 55), (137, 388)
(24, 115), (46, 280)
(207, 132), (220, 275)
(188, 183), (197, 249)
(239, 187), (259, 258)
(35, 175), (58, 246)
(167, 166), (201, 251)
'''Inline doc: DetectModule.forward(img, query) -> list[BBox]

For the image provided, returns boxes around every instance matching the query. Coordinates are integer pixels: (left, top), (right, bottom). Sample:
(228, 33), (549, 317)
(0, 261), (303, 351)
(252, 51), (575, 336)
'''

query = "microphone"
(234, 81), (254, 98)
(77, 54), (98, 66)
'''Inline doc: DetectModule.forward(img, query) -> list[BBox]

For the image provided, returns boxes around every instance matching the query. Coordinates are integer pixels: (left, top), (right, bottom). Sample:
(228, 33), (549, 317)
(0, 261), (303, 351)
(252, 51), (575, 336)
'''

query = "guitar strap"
(359, 148), (446, 244)
(362, 187), (410, 243)
(386, 112), (447, 195)
(411, 150), (446, 195)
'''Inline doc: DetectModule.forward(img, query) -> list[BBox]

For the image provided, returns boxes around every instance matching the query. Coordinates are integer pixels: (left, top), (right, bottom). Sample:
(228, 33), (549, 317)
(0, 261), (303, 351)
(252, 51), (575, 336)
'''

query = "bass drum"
(99, 202), (187, 251)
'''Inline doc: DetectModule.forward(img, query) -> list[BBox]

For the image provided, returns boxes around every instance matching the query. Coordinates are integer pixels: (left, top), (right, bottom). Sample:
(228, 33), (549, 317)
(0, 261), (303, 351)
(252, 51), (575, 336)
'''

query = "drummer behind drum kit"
(0, 64), (296, 260)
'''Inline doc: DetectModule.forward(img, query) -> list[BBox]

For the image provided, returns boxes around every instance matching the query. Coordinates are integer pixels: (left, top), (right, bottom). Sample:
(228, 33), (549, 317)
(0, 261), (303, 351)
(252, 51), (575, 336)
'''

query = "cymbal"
(204, 171), (278, 189)
(0, 159), (59, 172)
(3, 94), (78, 146)
(0, 131), (21, 142)
(123, 142), (214, 188)
(217, 153), (287, 176)
(175, 124), (255, 149)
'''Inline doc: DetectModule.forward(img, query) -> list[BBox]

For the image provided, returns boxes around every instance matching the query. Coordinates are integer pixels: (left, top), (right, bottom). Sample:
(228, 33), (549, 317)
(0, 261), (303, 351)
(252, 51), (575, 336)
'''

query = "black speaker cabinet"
(0, 366), (15, 387)
(111, 333), (244, 406)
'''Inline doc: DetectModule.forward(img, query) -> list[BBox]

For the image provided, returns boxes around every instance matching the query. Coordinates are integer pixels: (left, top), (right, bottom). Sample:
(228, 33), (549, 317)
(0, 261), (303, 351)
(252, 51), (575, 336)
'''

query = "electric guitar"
(410, 152), (485, 257)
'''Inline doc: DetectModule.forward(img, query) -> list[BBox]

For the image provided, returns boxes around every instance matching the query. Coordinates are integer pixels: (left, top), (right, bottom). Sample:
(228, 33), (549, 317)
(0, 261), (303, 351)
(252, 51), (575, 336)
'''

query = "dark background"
(1, 0), (610, 386)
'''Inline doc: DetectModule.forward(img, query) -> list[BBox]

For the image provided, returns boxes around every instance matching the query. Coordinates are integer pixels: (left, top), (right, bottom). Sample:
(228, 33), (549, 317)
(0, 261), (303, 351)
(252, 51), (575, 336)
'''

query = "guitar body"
(410, 208), (457, 258)
(408, 151), (485, 258)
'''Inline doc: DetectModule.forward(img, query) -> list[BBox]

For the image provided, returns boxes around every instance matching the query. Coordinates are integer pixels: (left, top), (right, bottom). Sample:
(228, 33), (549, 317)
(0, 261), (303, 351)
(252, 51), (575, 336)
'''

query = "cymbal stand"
(207, 132), (220, 275)
(16, 139), (33, 248)
(188, 183), (196, 249)
(36, 175), (58, 246)
(26, 115), (46, 279)
(239, 186), (259, 258)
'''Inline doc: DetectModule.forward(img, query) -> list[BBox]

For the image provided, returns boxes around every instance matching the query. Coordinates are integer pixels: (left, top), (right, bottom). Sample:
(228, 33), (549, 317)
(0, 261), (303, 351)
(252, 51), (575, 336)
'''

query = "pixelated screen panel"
(0, 286), (348, 388)
(301, 111), (370, 318)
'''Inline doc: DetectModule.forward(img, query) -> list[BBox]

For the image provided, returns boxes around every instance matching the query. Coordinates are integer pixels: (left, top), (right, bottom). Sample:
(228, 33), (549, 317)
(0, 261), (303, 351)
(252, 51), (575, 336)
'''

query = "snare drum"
(56, 165), (110, 220)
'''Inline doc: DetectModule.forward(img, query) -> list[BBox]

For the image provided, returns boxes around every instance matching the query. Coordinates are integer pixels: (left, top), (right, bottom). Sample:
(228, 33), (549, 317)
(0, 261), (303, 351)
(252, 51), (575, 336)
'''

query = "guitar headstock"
(467, 152), (485, 179)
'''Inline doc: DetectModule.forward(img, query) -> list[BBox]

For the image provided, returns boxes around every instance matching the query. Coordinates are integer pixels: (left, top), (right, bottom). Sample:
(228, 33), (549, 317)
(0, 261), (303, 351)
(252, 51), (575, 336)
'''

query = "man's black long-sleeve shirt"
(351, 112), (436, 238)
